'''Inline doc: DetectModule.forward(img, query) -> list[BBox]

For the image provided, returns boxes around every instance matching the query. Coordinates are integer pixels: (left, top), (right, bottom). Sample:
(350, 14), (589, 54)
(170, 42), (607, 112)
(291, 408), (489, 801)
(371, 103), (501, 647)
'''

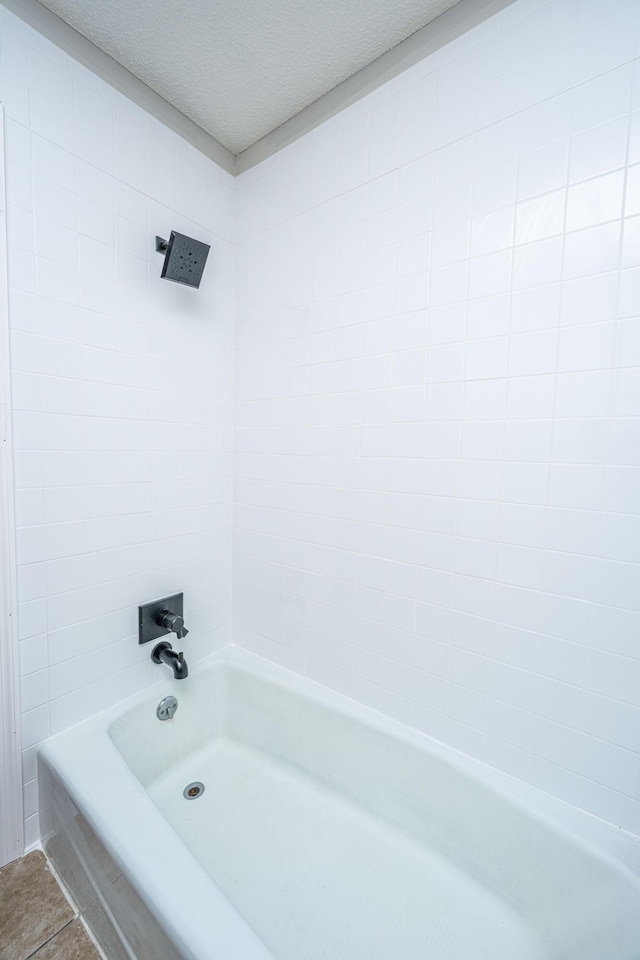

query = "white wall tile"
(5, 0), (640, 847)
(233, 0), (640, 836)
(2, 7), (234, 841)
(569, 117), (629, 184)
(566, 170), (625, 231)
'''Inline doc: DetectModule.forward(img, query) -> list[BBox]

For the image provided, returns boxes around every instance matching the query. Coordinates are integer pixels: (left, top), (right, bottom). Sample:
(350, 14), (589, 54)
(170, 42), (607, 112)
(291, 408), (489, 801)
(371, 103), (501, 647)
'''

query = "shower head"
(155, 231), (210, 289)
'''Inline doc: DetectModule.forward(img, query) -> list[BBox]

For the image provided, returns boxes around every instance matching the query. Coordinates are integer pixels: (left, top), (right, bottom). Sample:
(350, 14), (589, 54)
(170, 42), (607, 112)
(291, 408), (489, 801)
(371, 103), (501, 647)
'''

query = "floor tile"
(31, 920), (100, 960)
(0, 850), (74, 960)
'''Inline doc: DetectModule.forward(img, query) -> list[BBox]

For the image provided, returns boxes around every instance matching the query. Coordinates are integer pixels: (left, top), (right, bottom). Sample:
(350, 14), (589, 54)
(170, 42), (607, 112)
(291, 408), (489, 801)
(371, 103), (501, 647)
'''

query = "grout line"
(19, 849), (105, 959)
(24, 917), (75, 960)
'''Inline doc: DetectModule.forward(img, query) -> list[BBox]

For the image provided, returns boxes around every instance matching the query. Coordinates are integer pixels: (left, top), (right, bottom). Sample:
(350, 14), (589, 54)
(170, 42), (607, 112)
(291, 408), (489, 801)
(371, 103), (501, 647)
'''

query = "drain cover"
(183, 781), (205, 800)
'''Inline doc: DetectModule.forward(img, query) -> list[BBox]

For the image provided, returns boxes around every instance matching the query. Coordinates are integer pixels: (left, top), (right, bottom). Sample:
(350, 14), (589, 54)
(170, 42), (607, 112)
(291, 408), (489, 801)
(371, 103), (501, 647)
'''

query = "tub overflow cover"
(183, 781), (205, 800)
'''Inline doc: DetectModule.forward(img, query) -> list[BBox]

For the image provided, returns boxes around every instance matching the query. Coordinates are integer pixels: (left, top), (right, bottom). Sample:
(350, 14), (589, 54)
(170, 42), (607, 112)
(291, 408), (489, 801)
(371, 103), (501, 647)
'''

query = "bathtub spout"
(152, 640), (189, 679)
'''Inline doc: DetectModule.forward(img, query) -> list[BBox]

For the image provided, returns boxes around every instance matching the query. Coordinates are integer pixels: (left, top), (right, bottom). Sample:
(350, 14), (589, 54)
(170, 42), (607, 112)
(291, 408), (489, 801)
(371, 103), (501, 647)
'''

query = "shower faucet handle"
(157, 610), (189, 640)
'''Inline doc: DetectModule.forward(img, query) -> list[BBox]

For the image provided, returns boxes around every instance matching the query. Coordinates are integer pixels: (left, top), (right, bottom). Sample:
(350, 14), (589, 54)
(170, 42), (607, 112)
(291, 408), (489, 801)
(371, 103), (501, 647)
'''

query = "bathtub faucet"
(152, 640), (189, 680)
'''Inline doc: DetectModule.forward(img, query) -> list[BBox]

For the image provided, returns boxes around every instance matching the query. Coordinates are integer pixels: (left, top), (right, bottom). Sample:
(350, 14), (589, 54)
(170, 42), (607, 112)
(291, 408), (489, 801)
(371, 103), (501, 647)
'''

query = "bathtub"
(39, 646), (640, 960)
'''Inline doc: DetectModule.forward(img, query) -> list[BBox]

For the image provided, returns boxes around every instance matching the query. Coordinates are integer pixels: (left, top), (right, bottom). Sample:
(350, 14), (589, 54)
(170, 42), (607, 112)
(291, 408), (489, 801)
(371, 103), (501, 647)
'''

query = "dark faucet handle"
(157, 610), (188, 638)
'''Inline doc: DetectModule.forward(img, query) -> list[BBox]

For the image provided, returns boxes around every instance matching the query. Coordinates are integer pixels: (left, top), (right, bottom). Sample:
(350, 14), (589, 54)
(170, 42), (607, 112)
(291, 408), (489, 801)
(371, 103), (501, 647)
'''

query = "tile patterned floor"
(0, 850), (100, 960)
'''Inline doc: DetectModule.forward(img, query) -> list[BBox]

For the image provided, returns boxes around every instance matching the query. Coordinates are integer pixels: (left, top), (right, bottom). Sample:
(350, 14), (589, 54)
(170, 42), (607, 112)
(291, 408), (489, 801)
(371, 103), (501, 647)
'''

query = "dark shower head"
(155, 231), (210, 288)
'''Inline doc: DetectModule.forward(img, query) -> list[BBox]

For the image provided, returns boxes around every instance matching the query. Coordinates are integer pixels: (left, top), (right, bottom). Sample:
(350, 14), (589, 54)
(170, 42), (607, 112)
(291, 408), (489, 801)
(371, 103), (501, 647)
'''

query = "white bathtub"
(39, 646), (640, 960)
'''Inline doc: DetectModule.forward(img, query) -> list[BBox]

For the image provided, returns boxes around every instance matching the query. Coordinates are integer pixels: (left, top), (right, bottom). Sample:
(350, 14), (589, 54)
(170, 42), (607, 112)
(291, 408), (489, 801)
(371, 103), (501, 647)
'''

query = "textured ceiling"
(36, 0), (462, 154)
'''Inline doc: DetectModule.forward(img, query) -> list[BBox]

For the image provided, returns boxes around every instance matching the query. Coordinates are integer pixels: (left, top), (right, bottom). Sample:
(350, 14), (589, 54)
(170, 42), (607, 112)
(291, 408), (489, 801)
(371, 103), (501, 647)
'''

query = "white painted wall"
(0, 103), (23, 866)
(234, 0), (640, 835)
(0, 6), (235, 847)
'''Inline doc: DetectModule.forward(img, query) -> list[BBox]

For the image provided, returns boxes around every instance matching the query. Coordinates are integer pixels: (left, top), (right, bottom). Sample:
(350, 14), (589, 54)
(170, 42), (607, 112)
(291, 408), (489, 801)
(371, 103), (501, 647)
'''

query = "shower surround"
(233, 0), (640, 835)
(1, 5), (235, 849)
(2, 0), (640, 850)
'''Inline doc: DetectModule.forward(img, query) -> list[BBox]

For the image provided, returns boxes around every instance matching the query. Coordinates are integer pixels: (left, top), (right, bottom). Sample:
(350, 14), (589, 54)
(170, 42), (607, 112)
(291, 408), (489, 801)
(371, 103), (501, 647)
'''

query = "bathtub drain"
(183, 781), (205, 800)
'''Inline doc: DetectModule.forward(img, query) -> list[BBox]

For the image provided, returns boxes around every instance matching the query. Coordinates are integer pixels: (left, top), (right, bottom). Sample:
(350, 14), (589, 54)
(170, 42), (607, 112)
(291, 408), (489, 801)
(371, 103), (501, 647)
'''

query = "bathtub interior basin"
(40, 647), (640, 960)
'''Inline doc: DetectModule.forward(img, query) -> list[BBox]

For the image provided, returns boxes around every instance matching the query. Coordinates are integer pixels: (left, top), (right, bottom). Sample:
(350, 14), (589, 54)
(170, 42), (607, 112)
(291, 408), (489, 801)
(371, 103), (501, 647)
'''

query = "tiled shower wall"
(3, 0), (640, 850)
(1, 7), (234, 846)
(234, 0), (640, 834)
